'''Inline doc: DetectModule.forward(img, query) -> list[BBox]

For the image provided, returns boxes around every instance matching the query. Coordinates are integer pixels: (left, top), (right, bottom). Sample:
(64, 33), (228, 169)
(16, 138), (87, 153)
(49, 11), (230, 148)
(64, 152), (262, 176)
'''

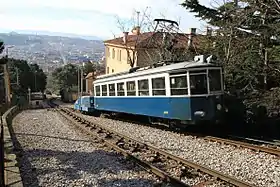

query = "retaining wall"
(1, 106), (23, 187)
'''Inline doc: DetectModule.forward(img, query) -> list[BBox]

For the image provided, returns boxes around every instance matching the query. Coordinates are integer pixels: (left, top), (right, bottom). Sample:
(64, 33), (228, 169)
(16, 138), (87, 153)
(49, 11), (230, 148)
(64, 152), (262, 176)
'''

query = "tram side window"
(126, 81), (136, 96)
(190, 71), (207, 95)
(170, 76), (188, 95)
(109, 83), (116, 96)
(138, 79), (149, 96)
(101, 85), (108, 96)
(152, 77), (166, 96)
(208, 69), (222, 92)
(117, 82), (125, 96)
(95, 85), (100, 96)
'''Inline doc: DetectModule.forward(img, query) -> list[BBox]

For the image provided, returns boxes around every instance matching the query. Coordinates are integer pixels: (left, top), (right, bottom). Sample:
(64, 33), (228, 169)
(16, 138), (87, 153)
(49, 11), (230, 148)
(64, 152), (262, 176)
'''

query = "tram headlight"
(194, 111), (205, 117)
(217, 104), (222, 110)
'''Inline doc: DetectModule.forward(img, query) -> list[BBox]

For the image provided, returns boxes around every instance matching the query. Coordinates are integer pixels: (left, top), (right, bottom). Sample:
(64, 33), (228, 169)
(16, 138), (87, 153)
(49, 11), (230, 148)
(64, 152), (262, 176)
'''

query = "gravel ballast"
(70, 109), (280, 187)
(11, 107), (160, 187)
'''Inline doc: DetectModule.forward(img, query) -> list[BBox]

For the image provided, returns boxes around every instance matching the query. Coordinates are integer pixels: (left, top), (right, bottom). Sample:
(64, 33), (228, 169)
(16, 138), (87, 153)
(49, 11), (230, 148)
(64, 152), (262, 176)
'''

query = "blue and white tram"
(93, 55), (225, 126)
(74, 96), (95, 114)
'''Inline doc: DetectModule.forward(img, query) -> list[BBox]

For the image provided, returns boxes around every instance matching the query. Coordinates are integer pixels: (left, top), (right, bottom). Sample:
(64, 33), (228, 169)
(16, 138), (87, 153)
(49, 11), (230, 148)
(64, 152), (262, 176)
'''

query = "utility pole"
(34, 71), (37, 92)
(3, 62), (11, 105)
(16, 68), (19, 86)
(260, 10), (268, 90)
(3, 45), (14, 106)
(28, 87), (31, 105)
(78, 67), (80, 98)
(136, 11), (140, 27)
(81, 64), (84, 97)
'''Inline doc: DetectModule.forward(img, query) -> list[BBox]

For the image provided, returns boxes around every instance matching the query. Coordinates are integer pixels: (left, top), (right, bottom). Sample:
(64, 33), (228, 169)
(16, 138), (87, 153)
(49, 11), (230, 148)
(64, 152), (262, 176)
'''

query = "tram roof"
(94, 60), (221, 84)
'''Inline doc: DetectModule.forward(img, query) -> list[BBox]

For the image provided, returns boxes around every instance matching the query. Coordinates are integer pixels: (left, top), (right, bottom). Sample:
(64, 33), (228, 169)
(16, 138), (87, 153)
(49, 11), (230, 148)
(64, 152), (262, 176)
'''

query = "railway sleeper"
(58, 107), (253, 187)
(179, 166), (200, 179)
(104, 133), (113, 139)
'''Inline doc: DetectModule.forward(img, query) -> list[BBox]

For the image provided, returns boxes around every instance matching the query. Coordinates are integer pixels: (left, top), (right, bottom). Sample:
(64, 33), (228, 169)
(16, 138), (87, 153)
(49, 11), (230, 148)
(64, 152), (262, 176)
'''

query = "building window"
(112, 48), (115, 59)
(109, 84), (115, 96)
(170, 75), (188, 95)
(127, 51), (131, 64)
(101, 85), (107, 96)
(126, 81), (136, 96)
(95, 85), (100, 96)
(117, 82), (125, 96)
(118, 50), (122, 61)
(106, 47), (110, 58)
(152, 77), (166, 96)
(112, 69), (114, 73)
(107, 67), (109, 74)
(138, 79), (149, 96)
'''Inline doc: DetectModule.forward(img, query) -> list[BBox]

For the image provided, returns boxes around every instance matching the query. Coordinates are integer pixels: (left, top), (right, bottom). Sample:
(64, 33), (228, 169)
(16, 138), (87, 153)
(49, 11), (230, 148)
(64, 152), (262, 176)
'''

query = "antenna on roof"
(153, 19), (179, 33)
(136, 11), (140, 27)
(145, 18), (180, 63)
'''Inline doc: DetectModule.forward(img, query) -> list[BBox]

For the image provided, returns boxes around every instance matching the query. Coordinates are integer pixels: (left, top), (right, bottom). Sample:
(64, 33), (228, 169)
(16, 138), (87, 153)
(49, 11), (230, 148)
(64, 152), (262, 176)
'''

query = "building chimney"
(189, 28), (196, 35)
(187, 28), (196, 48)
(132, 26), (140, 35)
(123, 32), (129, 44)
(206, 27), (212, 36)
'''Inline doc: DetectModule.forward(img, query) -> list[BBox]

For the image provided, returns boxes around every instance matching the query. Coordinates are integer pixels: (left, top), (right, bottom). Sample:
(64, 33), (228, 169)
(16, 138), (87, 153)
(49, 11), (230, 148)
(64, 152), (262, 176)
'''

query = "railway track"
(50, 102), (253, 187)
(204, 136), (280, 157)
(227, 135), (280, 147)
(64, 105), (280, 157)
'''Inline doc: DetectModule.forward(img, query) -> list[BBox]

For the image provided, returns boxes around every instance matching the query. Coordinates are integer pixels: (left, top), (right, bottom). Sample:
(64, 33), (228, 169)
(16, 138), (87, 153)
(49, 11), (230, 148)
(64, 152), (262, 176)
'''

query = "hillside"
(0, 32), (105, 72)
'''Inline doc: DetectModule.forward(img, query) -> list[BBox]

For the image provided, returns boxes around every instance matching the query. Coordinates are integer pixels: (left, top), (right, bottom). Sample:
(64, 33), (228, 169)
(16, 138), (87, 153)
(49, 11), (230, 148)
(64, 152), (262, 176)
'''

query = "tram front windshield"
(189, 69), (222, 95)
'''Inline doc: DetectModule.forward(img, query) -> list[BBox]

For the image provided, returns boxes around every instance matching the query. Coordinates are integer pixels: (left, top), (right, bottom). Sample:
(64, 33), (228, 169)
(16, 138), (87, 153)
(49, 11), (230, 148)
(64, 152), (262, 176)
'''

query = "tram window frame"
(138, 79), (149, 96)
(152, 77), (166, 96)
(169, 75), (188, 96)
(208, 69), (222, 92)
(126, 81), (136, 96)
(101, 85), (108, 96)
(95, 85), (101, 96)
(109, 83), (116, 96)
(117, 82), (125, 96)
(189, 70), (208, 95)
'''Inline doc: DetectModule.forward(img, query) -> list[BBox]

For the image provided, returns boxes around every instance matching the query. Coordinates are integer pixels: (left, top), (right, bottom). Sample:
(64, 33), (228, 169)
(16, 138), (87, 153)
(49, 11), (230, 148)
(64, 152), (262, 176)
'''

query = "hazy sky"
(0, 0), (212, 39)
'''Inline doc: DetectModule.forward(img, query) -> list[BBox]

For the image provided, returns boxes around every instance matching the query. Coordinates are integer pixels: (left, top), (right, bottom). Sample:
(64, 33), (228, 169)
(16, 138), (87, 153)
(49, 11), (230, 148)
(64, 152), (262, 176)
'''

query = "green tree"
(181, 0), (280, 93)
(0, 40), (4, 54)
(47, 64), (78, 93)
(7, 59), (47, 93)
(82, 61), (96, 75)
(0, 40), (7, 65)
(29, 64), (47, 92)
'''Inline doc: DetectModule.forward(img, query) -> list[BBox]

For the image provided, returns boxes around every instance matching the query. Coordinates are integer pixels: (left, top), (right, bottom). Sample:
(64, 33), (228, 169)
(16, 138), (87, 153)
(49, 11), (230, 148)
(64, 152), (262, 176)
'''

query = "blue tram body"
(91, 55), (226, 126)
(74, 96), (95, 113)
(94, 96), (223, 123)
(74, 97), (81, 110)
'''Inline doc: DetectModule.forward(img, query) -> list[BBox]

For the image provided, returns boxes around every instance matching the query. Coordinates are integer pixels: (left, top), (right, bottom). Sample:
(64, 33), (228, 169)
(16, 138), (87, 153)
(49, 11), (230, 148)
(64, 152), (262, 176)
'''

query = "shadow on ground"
(8, 124), (162, 187)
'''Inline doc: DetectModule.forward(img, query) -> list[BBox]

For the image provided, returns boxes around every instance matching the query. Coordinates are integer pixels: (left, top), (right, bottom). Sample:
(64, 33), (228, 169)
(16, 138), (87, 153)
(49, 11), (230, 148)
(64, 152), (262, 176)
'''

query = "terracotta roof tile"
(104, 32), (201, 49)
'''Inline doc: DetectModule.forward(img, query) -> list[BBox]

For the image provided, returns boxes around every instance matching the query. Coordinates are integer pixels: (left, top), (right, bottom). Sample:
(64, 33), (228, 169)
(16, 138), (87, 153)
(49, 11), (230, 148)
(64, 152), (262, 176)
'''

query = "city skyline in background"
(0, 0), (214, 40)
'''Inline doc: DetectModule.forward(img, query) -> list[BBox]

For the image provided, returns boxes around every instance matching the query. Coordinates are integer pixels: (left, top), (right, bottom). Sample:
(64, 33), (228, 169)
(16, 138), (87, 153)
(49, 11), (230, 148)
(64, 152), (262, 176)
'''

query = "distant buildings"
(0, 33), (105, 73)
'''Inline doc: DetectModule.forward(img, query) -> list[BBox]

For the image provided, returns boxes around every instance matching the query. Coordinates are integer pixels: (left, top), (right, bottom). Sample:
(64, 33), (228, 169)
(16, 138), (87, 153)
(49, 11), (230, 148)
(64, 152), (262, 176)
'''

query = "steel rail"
(56, 107), (189, 187)
(204, 136), (280, 157)
(58, 107), (253, 187)
(65, 105), (280, 157)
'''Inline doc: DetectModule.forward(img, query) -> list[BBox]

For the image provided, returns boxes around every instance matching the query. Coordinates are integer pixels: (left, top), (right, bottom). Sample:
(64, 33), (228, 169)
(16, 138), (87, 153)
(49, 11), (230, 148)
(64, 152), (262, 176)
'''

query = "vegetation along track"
(49, 102), (253, 187)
